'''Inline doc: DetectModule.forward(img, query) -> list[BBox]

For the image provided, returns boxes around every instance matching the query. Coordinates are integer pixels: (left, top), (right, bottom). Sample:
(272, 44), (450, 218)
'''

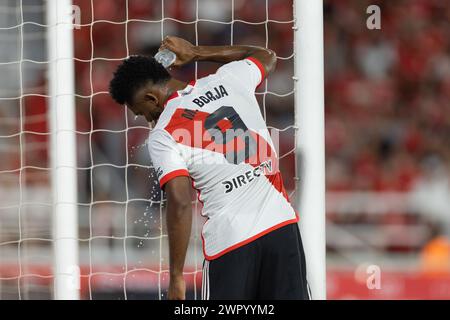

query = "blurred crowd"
(325, 0), (450, 195)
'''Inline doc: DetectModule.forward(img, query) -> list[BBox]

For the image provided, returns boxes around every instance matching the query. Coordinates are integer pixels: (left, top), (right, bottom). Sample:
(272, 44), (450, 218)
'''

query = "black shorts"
(202, 223), (310, 300)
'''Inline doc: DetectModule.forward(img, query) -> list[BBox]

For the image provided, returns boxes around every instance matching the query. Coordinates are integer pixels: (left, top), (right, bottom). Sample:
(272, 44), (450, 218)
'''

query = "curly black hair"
(109, 55), (171, 105)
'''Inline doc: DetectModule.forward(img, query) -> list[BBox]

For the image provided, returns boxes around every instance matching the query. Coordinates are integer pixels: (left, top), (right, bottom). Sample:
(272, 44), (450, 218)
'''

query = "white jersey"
(148, 58), (298, 260)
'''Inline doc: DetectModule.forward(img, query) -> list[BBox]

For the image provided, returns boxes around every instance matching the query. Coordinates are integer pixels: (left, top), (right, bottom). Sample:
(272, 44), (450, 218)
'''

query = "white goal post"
(46, 0), (80, 300)
(293, 0), (326, 299)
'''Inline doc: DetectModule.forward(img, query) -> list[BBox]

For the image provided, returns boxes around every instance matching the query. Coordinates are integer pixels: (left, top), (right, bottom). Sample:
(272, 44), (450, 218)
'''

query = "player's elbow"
(250, 47), (277, 75)
(267, 49), (277, 61)
(266, 49), (277, 74)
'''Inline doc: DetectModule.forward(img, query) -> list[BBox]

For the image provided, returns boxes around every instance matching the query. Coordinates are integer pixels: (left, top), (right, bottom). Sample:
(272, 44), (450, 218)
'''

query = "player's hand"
(168, 274), (186, 300)
(159, 36), (197, 68)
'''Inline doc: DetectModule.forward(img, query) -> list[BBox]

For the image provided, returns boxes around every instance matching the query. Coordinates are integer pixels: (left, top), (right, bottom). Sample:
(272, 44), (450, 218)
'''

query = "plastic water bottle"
(154, 49), (176, 68)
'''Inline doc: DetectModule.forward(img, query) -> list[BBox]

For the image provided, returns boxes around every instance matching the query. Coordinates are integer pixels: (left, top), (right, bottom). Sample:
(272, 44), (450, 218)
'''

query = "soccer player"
(109, 36), (309, 300)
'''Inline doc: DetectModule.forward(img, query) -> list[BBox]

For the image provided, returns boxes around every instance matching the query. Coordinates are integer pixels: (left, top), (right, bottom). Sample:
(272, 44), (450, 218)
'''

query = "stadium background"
(0, 0), (449, 299)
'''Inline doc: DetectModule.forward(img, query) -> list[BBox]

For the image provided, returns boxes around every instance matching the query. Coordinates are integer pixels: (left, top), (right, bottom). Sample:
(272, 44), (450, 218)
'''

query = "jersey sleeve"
(216, 58), (265, 92)
(147, 129), (190, 188)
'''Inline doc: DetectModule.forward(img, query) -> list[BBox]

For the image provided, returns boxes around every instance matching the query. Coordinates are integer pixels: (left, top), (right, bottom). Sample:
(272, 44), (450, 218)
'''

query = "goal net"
(0, 0), (320, 300)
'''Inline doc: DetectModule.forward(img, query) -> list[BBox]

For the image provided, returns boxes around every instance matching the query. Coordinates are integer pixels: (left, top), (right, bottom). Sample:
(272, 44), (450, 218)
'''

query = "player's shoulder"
(216, 59), (255, 76)
(147, 127), (163, 144)
(147, 127), (174, 149)
(215, 59), (263, 91)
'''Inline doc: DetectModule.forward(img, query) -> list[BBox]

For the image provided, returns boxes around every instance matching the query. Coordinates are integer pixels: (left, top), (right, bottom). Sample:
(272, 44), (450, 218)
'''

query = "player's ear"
(144, 93), (158, 105)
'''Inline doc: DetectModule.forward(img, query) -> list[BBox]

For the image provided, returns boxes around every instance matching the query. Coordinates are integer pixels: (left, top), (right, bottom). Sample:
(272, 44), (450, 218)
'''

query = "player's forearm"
(166, 201), (192, 277)
(193, 45), (261, 62)
(160, 36), (277, 74)
(193, 45), (277, 74)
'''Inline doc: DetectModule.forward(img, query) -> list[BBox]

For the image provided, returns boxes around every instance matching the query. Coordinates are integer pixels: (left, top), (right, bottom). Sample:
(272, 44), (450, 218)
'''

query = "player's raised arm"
(164, 176), (193, 300)
(159, 36), (277, 79)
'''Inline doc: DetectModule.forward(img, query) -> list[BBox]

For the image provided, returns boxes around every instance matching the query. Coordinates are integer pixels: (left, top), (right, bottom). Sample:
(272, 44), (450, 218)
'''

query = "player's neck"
(163, 78), (188, 106)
